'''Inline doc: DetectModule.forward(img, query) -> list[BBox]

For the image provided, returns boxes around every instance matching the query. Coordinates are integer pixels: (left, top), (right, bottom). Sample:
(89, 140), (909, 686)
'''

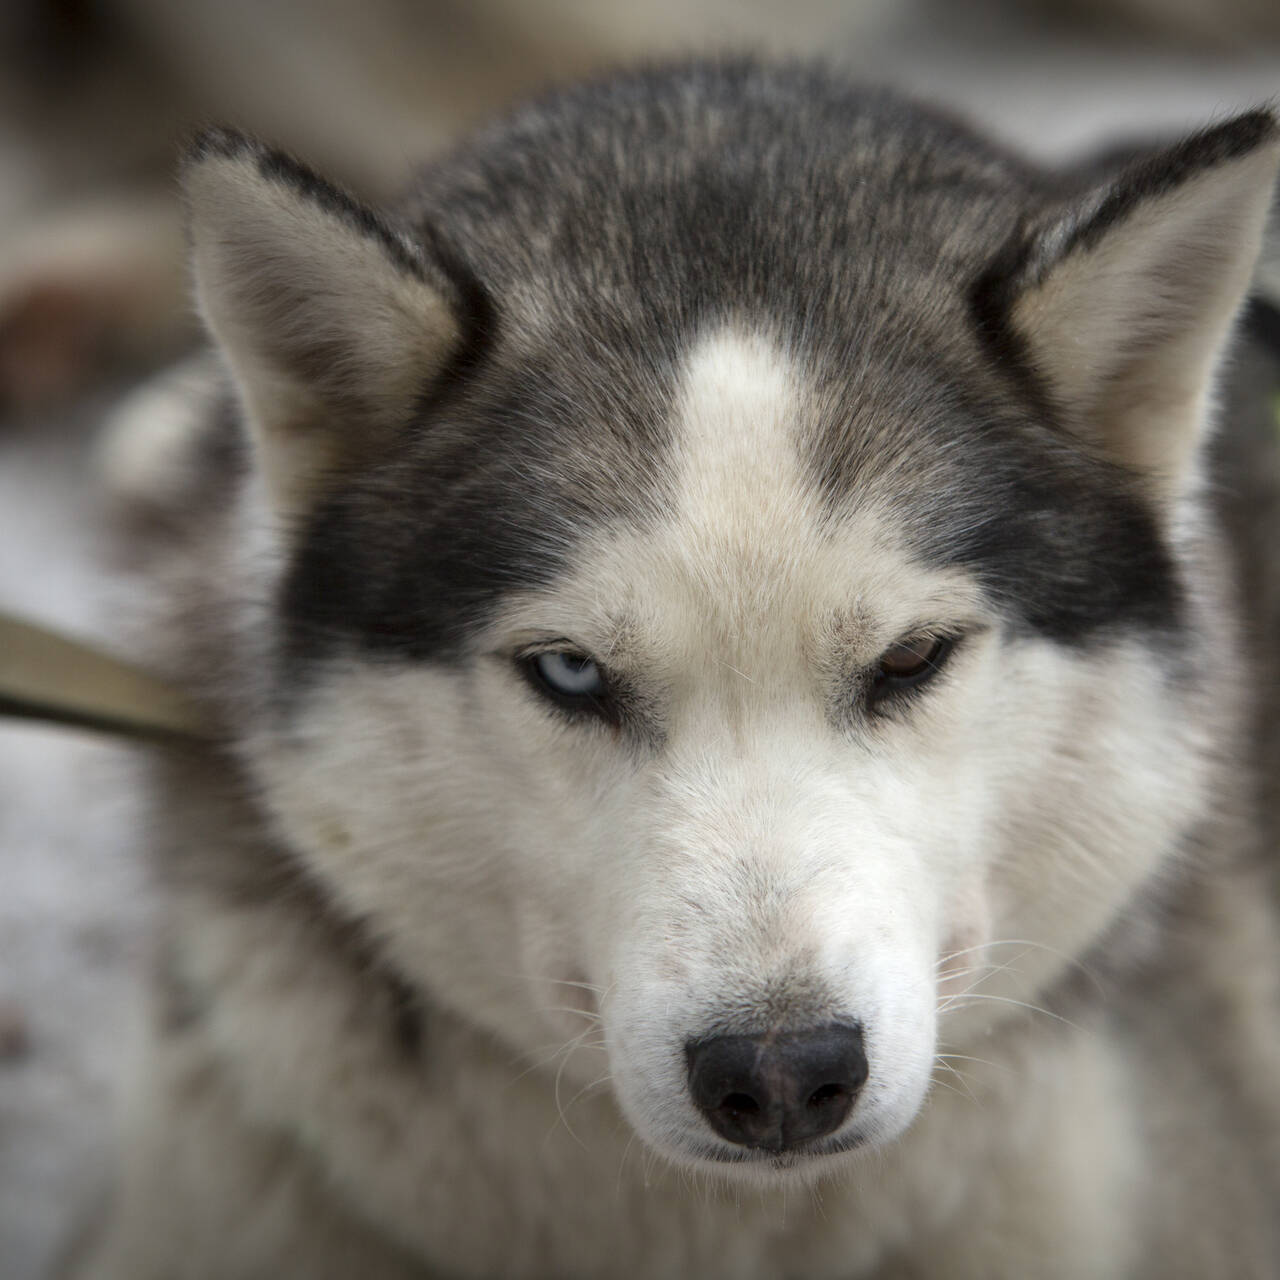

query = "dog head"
(183, 66), (1279, 1179)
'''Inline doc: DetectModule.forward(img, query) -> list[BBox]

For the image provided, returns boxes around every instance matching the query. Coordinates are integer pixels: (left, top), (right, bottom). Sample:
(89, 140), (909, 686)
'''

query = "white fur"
(228, 329), (1210, 1243)
(84, 123), (1280, 1276)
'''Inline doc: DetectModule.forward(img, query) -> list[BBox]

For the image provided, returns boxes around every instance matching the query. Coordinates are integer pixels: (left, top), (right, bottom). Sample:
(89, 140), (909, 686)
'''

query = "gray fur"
(81, 60), (1280, 1278)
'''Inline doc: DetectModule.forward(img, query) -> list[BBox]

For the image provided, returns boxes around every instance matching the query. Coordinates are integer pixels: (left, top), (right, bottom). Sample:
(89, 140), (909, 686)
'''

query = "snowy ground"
(1, 10), (1278, 1277)
(0, 400), (151, 1279)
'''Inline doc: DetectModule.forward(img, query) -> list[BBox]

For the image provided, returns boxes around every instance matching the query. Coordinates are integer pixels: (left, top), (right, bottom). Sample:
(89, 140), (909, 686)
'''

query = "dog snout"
(685, 1024), (867, 1152)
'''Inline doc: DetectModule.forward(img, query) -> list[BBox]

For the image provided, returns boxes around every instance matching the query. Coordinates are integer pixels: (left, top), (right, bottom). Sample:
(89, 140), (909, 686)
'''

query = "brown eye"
(869, 633), (954, 705)
(879, 635), (943, 678)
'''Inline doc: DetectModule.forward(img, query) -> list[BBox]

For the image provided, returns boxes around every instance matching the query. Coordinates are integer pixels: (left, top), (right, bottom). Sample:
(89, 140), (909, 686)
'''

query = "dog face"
(184, 67), (1278, 1179)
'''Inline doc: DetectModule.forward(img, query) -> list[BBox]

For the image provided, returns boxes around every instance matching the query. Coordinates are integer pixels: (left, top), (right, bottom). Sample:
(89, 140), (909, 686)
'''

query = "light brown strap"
(0, 612), (203, 741)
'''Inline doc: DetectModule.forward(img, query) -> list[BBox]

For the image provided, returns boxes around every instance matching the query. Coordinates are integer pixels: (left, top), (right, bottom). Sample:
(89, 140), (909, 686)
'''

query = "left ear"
(182, 128), (465, 519)
(983, 110), (1279, 499)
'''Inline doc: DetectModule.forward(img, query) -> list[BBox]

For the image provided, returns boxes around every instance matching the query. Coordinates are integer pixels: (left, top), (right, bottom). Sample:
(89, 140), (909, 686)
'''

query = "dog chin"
(632, 1092), (926, 1188)
(649, 1127), (882, 1188)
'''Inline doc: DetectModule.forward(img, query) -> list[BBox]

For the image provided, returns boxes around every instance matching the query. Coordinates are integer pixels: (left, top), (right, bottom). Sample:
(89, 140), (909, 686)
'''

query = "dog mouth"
(689, 1128), (871, 1169)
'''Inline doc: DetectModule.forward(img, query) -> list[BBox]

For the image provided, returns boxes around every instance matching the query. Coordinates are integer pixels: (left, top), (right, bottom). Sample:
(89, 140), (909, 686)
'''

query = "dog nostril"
(807, 1082), (846, 1109)
(686, 1023), (866, 1153)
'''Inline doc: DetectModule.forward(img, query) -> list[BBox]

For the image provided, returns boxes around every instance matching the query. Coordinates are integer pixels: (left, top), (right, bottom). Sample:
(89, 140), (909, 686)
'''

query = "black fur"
(231, 63), (1266, 668)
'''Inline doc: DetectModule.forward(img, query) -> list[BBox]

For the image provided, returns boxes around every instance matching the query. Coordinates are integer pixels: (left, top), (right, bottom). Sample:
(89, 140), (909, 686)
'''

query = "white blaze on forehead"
(493, 322), (978, 671)
(659, 326), (977, 642)
(671, 326), (817, 545)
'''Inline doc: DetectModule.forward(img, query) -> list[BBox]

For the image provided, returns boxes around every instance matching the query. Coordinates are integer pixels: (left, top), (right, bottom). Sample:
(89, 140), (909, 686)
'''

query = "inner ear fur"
(183, 128), (463, 517)
(981, 110), (1280, 499)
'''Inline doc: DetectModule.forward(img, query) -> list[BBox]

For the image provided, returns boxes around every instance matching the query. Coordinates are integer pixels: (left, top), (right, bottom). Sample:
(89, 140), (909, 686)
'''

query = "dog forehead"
(670, 325), (815, 544)
(639, 327), (859, 651)
(497, 325), (970, 663)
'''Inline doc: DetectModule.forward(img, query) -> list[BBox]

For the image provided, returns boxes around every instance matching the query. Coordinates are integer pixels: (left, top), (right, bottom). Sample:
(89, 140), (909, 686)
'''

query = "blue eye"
(531, 650), (604, 699)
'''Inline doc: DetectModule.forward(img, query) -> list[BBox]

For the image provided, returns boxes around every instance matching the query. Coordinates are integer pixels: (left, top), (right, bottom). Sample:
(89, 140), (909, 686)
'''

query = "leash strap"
(0, 612), (202, 742)
(5, 243), (1280, 744)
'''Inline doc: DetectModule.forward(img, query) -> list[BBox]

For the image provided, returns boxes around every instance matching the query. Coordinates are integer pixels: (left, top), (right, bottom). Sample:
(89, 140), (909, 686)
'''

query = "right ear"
(183, 129), (463, 517)
(976, 110), (1279, 503)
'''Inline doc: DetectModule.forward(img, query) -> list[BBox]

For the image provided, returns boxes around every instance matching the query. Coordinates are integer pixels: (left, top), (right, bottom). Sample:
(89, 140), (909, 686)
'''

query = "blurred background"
(0, 2), (1277, 1276)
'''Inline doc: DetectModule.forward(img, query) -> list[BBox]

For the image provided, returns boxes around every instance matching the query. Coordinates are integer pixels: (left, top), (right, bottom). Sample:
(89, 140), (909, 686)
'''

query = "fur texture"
(81, 62), (1280, 1279)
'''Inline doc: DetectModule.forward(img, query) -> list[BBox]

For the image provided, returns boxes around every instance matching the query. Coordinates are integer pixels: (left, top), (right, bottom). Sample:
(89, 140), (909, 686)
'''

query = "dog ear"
(183, 129), (462, 516)
(982, 110), (1279, 500)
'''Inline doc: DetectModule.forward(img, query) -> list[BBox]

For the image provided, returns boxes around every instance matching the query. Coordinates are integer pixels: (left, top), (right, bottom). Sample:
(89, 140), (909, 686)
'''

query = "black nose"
(686, 1024), (867, 1152)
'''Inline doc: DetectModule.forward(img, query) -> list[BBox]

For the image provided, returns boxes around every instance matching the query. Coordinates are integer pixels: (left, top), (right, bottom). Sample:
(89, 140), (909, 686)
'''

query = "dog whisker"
(936, 991), (1081, 1032)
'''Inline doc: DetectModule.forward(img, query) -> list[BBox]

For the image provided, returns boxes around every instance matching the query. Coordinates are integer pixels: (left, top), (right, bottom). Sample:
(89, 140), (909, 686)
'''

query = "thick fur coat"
(79, 62), (1280, 1278)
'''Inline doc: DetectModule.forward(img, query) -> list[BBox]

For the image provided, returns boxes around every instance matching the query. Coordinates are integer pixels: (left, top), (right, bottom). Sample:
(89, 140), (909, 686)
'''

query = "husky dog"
(81, 61), (1280, 1279)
